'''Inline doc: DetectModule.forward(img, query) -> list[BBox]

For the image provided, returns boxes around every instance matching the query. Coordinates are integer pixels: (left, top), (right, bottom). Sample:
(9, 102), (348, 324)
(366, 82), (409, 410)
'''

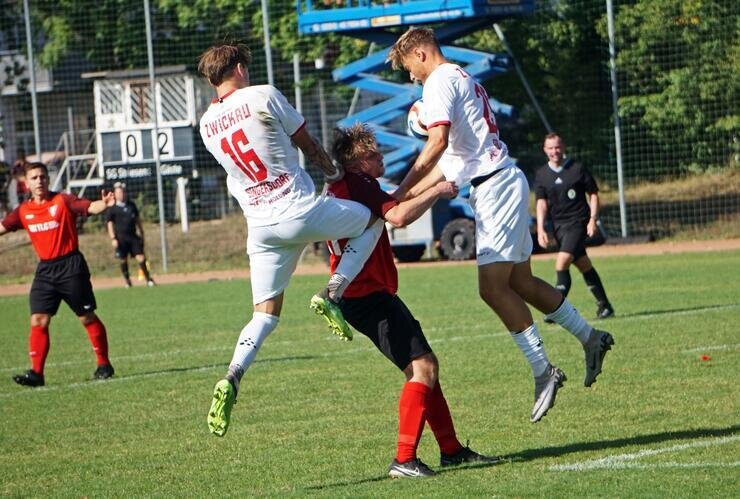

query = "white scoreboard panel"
(98, 126), (194, 164)
(98, 126), (194, 181)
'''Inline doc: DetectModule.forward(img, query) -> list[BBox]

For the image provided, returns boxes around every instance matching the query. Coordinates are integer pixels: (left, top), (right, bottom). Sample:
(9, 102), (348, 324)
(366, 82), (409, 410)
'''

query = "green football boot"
(208, 378), (237, 437)
(309, 294), (353, 341)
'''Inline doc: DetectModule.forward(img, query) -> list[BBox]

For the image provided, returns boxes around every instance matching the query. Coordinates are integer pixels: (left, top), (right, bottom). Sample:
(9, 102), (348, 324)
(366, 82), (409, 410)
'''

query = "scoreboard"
(91, 67), (213, 184)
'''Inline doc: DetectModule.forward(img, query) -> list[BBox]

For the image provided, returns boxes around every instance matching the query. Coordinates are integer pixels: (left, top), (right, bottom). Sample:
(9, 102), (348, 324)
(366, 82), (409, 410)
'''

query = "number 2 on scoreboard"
(220, 129), (267, 182)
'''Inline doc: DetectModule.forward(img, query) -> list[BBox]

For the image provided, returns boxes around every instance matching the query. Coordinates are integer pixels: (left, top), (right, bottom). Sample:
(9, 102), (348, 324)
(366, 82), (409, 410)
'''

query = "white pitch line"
(580, 461), (740, 470)
(550, 435), (740, 471)
(0, 331), (512, 398)
(5, 301), (735, 384)
(0, 324), (507, 374)
(683, 343), (740, 353)
(615, 303), (740, 322)
(0, 364), (223, 398)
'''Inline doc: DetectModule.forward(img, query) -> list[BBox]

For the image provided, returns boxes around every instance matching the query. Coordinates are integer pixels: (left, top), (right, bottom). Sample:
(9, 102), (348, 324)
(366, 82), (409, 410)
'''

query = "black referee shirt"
(534, 159), (598, 227)
(106, 201), (140, 238)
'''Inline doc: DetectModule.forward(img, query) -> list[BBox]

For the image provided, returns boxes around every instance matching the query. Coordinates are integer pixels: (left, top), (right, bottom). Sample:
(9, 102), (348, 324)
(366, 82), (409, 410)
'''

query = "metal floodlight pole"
(493, 23), (552, 134)
(347, 43), (376, 118)
(293, 53), (305, 168)
(144, 0), (169, 271)
(261, 0), (274, 85)
(22, 0), (41, 159)
(606, 0), (628, 237)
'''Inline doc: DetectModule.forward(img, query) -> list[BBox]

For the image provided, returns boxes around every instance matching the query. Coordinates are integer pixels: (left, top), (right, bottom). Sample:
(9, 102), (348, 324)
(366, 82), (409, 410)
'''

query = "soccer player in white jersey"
(198, 42), (385, 436)
(389, 28), (614, 423)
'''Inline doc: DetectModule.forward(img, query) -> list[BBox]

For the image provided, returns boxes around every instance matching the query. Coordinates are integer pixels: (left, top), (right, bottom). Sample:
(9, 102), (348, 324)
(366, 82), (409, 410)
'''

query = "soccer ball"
(407, 99), (428, 139)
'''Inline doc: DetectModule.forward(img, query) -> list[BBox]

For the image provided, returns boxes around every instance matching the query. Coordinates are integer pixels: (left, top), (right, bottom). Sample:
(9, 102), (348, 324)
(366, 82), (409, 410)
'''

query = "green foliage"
(29, 0), (263, 70)
(608, 0), (739, 173)
(134, 191), (158, 223)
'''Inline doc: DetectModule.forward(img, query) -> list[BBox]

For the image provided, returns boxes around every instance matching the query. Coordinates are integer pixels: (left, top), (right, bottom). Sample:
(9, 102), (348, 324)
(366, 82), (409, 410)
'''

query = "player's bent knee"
(78, 311), (98, 325)
(411, 353), (439, 385)
(30, 313), (51, 327)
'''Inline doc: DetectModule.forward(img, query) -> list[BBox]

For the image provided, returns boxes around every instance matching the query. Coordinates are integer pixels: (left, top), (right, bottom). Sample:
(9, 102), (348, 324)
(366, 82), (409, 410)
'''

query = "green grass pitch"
(1, 251), (738, 496)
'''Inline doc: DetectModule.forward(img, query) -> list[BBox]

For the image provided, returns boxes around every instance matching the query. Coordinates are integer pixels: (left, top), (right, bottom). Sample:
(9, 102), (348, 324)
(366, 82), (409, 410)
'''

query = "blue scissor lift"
(297, 0), (535, 261)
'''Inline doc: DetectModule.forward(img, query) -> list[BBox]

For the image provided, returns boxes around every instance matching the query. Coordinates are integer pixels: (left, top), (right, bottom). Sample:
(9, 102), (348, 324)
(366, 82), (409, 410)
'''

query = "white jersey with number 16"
(199, 85), (317, 226)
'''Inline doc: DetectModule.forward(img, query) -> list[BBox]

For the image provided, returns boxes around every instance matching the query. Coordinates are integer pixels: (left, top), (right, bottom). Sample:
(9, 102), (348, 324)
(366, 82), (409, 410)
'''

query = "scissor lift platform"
(298, 0), (534, 35)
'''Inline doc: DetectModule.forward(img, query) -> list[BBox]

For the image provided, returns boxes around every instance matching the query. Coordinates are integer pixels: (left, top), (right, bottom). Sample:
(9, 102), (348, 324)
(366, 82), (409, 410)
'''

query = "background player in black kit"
(534, 133), (614, 319)
(106, 182), (154, 288)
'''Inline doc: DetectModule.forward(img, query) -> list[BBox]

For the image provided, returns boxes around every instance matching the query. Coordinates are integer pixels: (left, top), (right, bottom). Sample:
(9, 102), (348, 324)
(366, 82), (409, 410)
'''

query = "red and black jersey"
(327, 172), (399, 298)
(1, 192), (91, 261)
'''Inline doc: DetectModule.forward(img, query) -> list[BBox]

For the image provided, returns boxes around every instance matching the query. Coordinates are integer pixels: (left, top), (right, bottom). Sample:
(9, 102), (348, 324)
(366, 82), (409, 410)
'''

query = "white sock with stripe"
(330, 219), (385, 301)
(228, 312), (279, 390)
(544, 298), (593, 345)
(511, 324), (549, 377)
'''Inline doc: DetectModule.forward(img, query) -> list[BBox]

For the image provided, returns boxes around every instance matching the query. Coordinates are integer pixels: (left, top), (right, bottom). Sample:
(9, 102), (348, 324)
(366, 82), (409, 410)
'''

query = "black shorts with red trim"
(115, 235), (144, 259)
(30, 250), (97, 316)
(340, 291), (432, 370)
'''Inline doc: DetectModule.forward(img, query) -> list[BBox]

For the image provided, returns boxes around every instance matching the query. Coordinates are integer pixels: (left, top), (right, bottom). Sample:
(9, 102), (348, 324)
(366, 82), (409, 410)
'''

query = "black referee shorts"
(340, 291), (433, 371)
(554, 223), (588, 259)
(30, 250), (97, 317)
(115, 235), (144, 259)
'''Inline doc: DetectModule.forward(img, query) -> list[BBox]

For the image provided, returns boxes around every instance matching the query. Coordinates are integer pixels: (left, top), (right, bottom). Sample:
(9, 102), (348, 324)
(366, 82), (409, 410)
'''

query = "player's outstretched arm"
(0, 222), (8, 236)
(292, 127), (344, 183)
(88, 189), (115, 215)
(400, 166), (446, 201)
(385, 180), (457, 228)
(395, 124), (448, 200)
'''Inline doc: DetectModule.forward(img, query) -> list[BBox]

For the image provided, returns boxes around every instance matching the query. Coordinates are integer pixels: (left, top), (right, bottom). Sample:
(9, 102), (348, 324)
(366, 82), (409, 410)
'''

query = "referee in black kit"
(534, 134), (614, 320)
(106, 182), (155, 288)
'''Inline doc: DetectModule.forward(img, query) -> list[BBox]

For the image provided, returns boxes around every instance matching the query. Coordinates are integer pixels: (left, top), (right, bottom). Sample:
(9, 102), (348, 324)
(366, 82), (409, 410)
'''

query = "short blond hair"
(388, 27), (439, 70)
(197, 42), (252, 86)
(331, 124), (378, 167)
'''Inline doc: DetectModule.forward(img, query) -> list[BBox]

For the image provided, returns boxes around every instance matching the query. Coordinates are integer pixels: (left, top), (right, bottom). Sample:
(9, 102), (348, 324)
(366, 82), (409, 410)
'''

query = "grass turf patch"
(0, 252), (738, 496)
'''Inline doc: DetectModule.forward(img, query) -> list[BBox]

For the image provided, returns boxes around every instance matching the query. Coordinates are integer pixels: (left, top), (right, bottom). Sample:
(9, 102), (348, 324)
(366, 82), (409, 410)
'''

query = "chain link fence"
(0, 0), (737, 275)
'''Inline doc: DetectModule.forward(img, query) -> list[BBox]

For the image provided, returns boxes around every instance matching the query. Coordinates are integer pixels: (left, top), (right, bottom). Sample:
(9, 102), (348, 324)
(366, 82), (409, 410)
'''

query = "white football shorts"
(247, 195), (371, 304)
(469, 166), (533, 266)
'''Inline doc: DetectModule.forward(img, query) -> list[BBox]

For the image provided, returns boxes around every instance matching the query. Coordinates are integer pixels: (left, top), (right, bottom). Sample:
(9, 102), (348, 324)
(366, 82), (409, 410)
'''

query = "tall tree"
(607, 0), (739, 174)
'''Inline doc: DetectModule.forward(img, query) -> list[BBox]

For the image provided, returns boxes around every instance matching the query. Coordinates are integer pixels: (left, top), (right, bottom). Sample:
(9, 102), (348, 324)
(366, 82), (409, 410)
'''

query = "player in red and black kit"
(0, 162), (116, 387)
(329, 124), (498, 478)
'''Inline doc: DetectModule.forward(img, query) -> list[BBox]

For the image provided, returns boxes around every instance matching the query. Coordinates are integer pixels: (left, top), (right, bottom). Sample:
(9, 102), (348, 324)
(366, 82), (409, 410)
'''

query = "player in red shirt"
(329, 124), (498, 478)
(0, 162), (116, 387)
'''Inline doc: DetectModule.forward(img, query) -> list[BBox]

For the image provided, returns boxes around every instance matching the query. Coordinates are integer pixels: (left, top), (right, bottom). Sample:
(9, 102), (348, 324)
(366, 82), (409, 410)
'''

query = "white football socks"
(329, 219), (385, 301)
(544, 298), (593, 345)
(511, 324), (550, 377)
(228, 312), (279, 390)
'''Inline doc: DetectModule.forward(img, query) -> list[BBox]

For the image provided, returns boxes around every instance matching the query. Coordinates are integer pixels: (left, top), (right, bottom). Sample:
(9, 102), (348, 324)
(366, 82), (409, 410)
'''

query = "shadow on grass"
(120, 354), (318, 378)
(613, 303), (739, 319)
(304, 458), (507, 490)
(504, 425), (740, 463)
(304, 425), (740, 491)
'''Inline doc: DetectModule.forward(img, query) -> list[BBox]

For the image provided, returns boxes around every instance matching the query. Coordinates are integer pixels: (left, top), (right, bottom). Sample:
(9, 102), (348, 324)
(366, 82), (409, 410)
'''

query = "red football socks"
(29, 325), (50, 375)
(396, 381), (431, 463)
(425, 381), (463, 456)
(84, 318), (110, 366)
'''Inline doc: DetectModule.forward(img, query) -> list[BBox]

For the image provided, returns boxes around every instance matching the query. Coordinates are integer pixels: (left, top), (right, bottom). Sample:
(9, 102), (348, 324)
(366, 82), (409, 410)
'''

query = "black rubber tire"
(391, 244), (426, 263)
(439, 218), (476, 260)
